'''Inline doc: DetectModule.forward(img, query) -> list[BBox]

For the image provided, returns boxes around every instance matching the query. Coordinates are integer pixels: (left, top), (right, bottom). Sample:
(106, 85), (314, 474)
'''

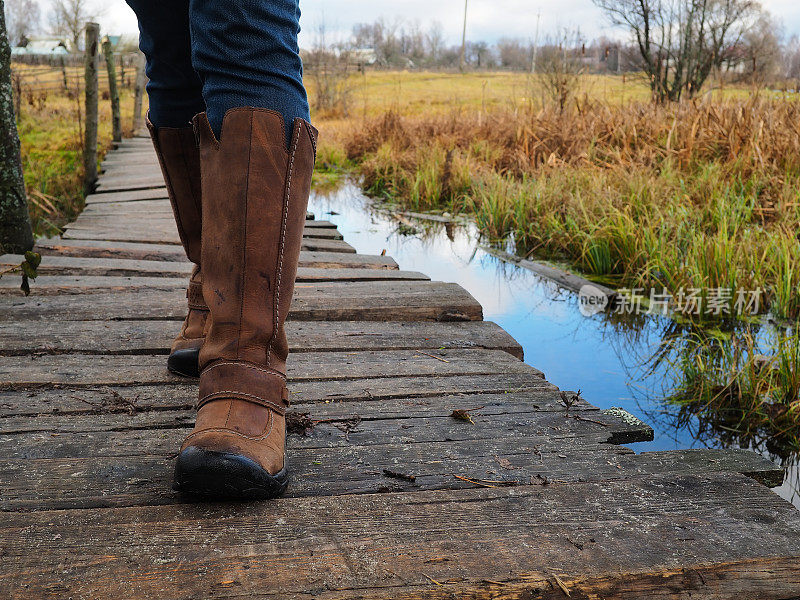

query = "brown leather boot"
(173, 108), (317, 499)
(147, 117), (208, 378)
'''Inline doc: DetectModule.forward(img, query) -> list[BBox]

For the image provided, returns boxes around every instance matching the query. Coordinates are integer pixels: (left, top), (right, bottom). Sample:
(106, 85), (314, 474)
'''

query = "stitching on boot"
(198, 391), (286, 414)
(154, 131), (189, 249)
(177, 132), (197, 221)
(187, 279), (208, 311)
(267, 122), (301, 367)
(180, 131), (202, 216)
(183, 413), (276, 443)
(203, 360), (286, 379)
(305, 122), (317, 158)
(237, 111), (254, 359)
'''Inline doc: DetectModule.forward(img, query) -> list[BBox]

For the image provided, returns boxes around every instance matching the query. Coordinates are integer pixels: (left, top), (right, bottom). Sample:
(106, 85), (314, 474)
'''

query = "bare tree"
(4, 0), (39, 46)
(305, 19), (352, 115)
(593, 0), (761, 102)
(497, 38), (531, 70)
(49, 0), (98, 51)
(466, 41), (491, 68)
(425, 22), (445, 64)
(535, 29), (587, 112)
(735, 11), (782, 85)
(783, 35), (800, 81)
(352, 18), (404, 66)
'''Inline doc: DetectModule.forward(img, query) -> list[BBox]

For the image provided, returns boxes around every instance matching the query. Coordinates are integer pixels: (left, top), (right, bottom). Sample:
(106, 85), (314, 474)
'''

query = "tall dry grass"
(341, 96), (800, 320)
(12, 62), (141, 238)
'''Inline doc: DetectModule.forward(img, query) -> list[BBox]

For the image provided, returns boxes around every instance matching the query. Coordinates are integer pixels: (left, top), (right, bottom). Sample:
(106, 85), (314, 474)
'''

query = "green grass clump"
(664, 325), (800, 454)
(341, 97), (800, 322)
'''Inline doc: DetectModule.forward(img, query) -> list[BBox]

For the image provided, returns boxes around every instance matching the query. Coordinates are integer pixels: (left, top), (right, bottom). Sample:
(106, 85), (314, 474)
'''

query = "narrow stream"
(309, 182), (799, 507)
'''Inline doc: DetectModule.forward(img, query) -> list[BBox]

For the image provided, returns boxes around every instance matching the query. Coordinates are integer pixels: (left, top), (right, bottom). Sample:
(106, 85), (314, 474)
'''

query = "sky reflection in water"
(308, 183), (799, 507)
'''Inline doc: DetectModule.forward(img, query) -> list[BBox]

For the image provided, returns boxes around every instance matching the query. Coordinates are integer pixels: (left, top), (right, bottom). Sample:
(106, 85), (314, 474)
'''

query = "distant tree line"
(4, 0), (138, 52)
(307, 7), (796, 90)
(6, 0), (797, 91)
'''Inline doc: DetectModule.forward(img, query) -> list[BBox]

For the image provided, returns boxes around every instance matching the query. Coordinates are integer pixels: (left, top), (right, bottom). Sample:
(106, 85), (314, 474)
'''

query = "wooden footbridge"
(1, 135), (799, 598)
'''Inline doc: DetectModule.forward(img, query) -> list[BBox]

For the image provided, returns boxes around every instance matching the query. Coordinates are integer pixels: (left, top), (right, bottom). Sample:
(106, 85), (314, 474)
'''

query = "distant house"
(12, 37), (70, 55)
(348, 48), (378, 66)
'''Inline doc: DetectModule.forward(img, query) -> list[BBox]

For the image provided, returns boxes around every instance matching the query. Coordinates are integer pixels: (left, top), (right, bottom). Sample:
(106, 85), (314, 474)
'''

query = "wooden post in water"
(0, 0), (34, 252)
(133, 51), (146, 132)
(101, 35), (122, 142)
(83, 22), (99, 195)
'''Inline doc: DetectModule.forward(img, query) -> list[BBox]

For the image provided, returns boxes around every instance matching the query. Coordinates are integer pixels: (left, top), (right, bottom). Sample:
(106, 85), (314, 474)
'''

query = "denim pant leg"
(188, 0), (310, 146)
(125, 0), (206, 128)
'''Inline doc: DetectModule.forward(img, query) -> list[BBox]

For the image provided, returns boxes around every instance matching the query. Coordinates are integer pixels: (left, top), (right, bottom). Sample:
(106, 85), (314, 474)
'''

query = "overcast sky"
(100, 0), (800, 48)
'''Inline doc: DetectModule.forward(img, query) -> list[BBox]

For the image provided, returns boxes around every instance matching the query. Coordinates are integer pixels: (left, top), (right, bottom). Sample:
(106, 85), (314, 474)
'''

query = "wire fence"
(11, 53), (141, 97)
(10, 36), (148, 194)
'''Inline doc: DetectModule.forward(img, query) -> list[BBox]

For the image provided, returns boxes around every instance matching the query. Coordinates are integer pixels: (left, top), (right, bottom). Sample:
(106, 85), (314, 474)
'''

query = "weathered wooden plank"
(0, 281), (482, 322)
(0, 429), (782, 509)
(81, 201), (319, 225)
(82, 197), (171, 212)
(80, 195), (332, 226)
(102, 147), (156, 155)
(0, 269), (428, 293)
(0, 266), (419, 284)
(0, 320), (522, 358)
(101, 157), (159, 169)
(62, 221), (342, 243)
(2, 253), (397, 277)
(35, 238), (190, 261)
(95, 176), (166, 192)
(0, 348), (535, 387)
(84, 187), (168, 204)
(0, 375), (559, 417)
(111, 138), (154, 146)
(2, 255), (194, 277)
(96, 149), (156, 158)
(81, 205), (172, 217)
(36, 236), (356, 259)
(0, 398), (651, 448)
(9, 474), (795, 600)
(94, 181), (166, 194)
(0, 388), (616, 429)
(95, 162), (154, 175)
(104, 146), (156, 153)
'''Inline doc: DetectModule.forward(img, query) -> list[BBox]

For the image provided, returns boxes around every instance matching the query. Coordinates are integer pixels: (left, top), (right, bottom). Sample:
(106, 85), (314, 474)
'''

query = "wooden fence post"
(101, 35), (122, 142)
(0, 0), (34, 253)
(133, 51), (146, 132)
(60, 54), (68, 91)
(83, 22), (99, 195)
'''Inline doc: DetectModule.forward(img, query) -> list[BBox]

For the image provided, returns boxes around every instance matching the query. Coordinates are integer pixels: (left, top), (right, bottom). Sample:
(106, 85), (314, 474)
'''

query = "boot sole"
(174, 446), (289, 500)
(167, 348), (200, 378)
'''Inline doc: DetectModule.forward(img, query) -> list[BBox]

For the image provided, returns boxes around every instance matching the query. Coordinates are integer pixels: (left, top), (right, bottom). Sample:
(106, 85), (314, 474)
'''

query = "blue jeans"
(125, 0), (309, 146)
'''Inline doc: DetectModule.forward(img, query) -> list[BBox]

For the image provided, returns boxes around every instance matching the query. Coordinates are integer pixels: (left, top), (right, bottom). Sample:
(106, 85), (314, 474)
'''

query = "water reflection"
(308, 182), (799, 507)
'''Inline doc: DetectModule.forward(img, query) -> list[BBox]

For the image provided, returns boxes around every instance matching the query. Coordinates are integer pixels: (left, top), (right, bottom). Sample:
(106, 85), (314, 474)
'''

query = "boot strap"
(198, 360), (288, 414)
(187, 278), (208, 311)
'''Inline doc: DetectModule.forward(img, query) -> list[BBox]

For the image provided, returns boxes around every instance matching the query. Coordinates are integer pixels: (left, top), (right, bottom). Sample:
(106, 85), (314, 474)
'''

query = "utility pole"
(530, 10), (541, 73)
(459, 0), (468, 72)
